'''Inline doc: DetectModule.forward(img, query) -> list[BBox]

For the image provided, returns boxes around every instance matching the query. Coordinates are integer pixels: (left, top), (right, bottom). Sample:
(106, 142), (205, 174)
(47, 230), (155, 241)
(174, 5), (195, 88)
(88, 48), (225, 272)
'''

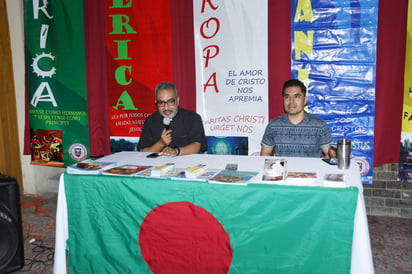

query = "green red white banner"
(65, 174), (358, 273)
(25, 0), (90, 167)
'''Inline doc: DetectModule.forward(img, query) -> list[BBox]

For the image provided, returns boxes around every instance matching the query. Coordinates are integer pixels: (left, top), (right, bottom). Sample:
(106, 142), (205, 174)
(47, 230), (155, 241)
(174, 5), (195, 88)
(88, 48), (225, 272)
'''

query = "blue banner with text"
(291, 0), (378, 184)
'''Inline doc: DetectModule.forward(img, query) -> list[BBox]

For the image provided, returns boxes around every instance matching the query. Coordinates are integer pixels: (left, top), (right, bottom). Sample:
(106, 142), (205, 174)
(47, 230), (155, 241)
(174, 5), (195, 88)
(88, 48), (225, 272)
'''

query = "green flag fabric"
(65, 174), (358, 273)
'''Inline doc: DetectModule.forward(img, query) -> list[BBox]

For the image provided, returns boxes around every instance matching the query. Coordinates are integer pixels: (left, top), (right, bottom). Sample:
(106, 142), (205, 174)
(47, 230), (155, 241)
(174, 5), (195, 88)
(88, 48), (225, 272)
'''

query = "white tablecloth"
(54, 151), (374, 274)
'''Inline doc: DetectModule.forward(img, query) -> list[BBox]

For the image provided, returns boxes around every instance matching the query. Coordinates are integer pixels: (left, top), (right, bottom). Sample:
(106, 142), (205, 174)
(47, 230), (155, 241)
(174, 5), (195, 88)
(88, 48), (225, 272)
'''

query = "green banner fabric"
(25, 0), (89, 167)
(65, 174), (358, 273)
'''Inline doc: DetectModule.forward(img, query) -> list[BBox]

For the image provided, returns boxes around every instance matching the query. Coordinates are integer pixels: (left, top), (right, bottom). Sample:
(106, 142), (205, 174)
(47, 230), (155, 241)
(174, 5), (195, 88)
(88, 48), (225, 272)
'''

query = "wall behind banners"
(22, 0), (405, 183)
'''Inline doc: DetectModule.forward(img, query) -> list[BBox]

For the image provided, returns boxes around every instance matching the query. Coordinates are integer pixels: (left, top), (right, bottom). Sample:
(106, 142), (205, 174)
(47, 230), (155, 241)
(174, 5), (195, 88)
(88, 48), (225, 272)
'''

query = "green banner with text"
(25, 0), (89, 167)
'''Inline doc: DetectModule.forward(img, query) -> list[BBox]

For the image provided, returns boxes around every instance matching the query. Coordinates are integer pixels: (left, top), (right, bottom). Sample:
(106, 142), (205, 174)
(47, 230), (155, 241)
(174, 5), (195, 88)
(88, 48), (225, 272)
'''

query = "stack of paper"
(151, 163), (175, 177)
(185, 164), (207, 178)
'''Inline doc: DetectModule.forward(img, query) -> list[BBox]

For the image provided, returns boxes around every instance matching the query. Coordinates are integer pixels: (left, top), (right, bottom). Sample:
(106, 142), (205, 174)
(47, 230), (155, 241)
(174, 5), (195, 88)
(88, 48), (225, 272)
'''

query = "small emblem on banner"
(68, 143), (88, 161)
(352, 157), (370, 176)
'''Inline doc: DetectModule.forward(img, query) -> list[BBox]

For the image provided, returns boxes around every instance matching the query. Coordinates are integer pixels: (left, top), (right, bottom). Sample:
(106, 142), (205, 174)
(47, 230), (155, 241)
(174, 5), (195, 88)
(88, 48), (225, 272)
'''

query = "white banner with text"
(193, 0), (268, 155)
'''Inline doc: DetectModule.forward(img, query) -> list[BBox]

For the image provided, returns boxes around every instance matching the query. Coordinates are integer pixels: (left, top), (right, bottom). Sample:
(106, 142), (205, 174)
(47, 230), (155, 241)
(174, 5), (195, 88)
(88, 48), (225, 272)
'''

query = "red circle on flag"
(139, 201), (233, 273)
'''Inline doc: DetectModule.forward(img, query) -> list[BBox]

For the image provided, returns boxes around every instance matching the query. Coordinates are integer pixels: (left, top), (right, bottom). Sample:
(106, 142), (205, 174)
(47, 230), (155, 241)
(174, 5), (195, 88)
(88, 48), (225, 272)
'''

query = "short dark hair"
(155, 82), (178, 98)
(282, 79), (307, 96)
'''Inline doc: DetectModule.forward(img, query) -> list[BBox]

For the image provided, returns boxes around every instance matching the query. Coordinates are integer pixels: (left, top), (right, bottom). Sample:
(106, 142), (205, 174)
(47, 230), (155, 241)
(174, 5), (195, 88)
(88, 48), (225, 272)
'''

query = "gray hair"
(155, 82), (178, 97)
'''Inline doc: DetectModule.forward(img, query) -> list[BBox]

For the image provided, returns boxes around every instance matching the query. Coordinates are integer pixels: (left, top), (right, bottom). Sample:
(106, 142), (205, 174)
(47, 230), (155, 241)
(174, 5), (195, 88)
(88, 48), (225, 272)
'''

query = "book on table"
(285, 171), (318, 184)
(262, 158), (287, 181)
(322, 173), (347, 188)
(134, 166), (184, 179)
(184, 164), (207, 178)
(160, 168), (185, 178)
(133, 163), (178, 178)
(101, 164), (152, 176)
(208, 170), (259, 185)
(171, 168), (221, 182)
(150, 163), (175, 177)
(287, 171), (317, 179)
(66, 159), (117, 175)
(134, 168), (152, 177)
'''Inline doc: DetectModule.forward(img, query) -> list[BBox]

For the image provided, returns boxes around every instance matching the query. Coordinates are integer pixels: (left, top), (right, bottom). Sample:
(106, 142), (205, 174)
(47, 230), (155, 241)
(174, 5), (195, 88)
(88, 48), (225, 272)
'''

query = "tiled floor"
(368, 215), (412, 274)
(13, 192), (57, 274)
(8, 192), (412, 273)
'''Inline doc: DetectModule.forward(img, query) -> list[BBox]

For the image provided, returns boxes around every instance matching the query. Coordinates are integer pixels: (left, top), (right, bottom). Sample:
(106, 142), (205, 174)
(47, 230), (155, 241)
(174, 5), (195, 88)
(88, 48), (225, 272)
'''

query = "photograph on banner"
(291, 0), (378, 184)
(110, 136), (140, 153)
(400, 133), (412, 183)
(194, 0), (268, 155)
(30, 129), (63, 167)
(25, 0), (90, 167)
(105, 0), (172, 139)
(206, 136), (249, 155)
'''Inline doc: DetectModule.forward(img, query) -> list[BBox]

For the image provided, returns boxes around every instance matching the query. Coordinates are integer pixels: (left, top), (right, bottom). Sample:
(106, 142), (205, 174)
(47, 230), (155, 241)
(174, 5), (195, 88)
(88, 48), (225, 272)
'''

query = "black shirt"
(137, 108), (208, 153)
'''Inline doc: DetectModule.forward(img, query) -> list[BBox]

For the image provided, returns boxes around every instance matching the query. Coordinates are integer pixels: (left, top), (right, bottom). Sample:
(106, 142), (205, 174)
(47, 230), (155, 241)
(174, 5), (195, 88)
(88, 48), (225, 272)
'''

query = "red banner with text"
(105, 0), (173, 138)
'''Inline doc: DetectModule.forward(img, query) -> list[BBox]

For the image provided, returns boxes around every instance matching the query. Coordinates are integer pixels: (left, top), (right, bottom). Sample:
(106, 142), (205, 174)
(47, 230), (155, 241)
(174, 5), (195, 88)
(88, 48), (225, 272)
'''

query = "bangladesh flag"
(65, 174), (358, 273)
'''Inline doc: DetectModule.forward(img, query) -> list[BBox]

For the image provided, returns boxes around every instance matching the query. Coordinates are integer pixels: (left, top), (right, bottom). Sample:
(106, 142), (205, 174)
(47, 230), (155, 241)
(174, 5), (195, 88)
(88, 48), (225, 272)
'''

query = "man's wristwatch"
(175, 147), (180, 156)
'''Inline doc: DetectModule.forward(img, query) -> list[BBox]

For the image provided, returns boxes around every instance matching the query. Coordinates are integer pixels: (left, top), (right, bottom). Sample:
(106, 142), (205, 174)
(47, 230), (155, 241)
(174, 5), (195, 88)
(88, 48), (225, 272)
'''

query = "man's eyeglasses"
(156, 98), (176, 107)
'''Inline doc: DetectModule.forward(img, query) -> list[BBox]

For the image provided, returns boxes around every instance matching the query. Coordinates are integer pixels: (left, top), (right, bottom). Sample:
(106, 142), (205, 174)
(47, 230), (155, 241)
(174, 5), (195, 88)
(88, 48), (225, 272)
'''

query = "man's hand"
(158, 142), (200, 156)
(260, 145), (274, 156)
(158, 146), (179, 156)
(160, 128), (172, 147)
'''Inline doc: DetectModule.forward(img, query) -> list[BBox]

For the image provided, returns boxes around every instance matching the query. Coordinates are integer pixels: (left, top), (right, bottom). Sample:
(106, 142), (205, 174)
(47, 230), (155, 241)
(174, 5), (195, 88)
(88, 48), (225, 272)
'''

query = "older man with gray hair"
(137, 82), (208, 156)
